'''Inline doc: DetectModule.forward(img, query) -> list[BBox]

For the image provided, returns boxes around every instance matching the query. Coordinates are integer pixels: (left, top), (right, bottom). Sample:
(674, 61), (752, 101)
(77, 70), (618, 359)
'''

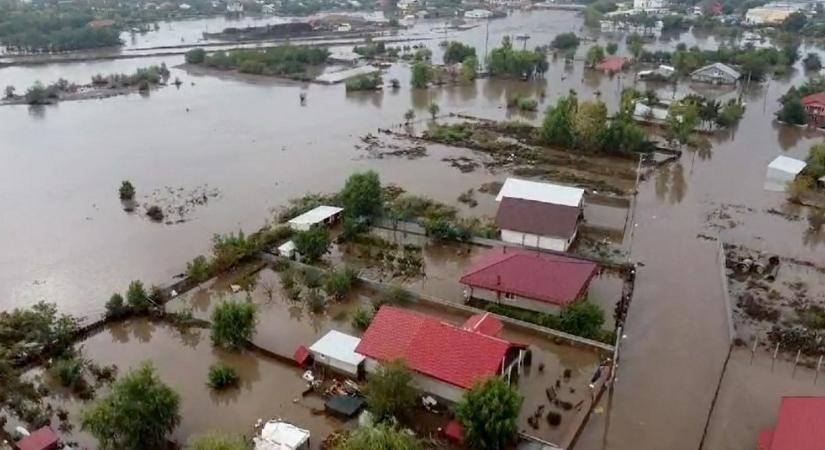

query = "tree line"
(0, 7), (120, 53)
(186, 46), (330, 76)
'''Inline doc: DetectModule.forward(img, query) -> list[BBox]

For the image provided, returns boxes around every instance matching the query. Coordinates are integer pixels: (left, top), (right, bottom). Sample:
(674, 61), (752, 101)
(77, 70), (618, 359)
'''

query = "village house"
(495, 178), (584, 251)
(595, 56), (628, 74)
(745, 2), (804, 25)
(758, 397), (825, 450)
(460, 246), (599, 315)
(287, 205), (343, 231)
(765, 155), (806, 192)
(15, 427), (59, 450)
(690, 62), (740, 85)
(355, 306), (525, 402)
(307, 330), (365, 377)
(801, 91), (825, 125)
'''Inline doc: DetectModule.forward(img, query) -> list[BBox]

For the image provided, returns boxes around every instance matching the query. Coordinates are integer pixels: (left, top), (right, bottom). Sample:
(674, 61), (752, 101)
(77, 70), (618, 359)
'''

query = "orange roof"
(596, 56), (627, 73)
(802, 91), (825, 107)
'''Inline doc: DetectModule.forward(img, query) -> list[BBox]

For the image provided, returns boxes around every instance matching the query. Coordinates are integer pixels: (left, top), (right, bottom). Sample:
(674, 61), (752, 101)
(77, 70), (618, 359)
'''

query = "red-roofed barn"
(355, 306), (524, 402)
(758, 396), (825, 450)
(460, 246), (599, 314)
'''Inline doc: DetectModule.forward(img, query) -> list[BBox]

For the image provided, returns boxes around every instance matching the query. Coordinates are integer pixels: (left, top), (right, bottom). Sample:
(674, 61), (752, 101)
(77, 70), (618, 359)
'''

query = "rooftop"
(460, 247), (599, 306)
(16, 427), (58, 450)
(254, 420), (311, 450)
(691, 62), (741, 79)
(462, 312), (504, 336)
(768, 155), (806, 175)
(595, 56), (627, 73)
(802, 91), (825, 107)
(355, 306), (515, 390)
(495, 178), (584, 207)
(496, 197), (580, 238)
(287, 205), (343, 227)
(758, 397), (825, 450)
(308, 330), (365, 367)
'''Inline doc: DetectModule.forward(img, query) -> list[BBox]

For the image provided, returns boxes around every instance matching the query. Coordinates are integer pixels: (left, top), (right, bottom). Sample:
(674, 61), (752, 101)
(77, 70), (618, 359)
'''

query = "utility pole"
(484, 17), (490, 70)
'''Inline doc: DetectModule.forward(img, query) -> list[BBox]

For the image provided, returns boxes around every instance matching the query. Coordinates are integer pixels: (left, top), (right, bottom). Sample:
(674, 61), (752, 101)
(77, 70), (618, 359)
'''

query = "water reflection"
(654, 161), (687, 204)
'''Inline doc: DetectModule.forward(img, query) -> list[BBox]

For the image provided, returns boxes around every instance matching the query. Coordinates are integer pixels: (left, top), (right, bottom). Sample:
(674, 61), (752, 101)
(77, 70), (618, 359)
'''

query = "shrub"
(366, 360), (415, 422)
(373, 285), (412, 309)
(105, 293), (129, 319)
(53, 355), (86, 388)
(210, 300), (257, 350)
(206, 362), (239, 390)
(306, 289), (327, 313)
(119, 180), (135, 200)
(456, 377), (522, 450)
(293, 227), (331, 263)
(185, 48), (207, 64)
(341, 171), (383, 218)
(345, 73), (382, 91)
(352, 305), (375, 330)
(186, 433), (248, 450)
(559, 300), (605, 340)
(324, 267), (358, 300)
(334, 424), (422, 450)
(211, 230), (256, 272)
(187, 255), (211, 283)
(146, 205), (164, 221)
(126, 280), (153, 314)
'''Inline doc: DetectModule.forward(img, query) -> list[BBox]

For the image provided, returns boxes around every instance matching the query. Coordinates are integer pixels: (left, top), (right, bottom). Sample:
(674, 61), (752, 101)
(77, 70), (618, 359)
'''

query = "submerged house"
(690, 62), (741, 85)
(460, 246), (599, 314)
(758, 397), (825, 450)
(595, 56), (628, 74)
(355, 306), (524, 402)
(287, 205), (343, 231)
(801, 91), (825, 125)
(495, 178), (584, 251)
(308, 330), (365, 377)
(765, 155), (806, 192)
(254, 420), (310, 450)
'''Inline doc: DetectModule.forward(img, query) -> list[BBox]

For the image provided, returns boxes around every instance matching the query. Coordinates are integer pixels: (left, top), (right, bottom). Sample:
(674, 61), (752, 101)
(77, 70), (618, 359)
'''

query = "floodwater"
(3, 8), (825, 450)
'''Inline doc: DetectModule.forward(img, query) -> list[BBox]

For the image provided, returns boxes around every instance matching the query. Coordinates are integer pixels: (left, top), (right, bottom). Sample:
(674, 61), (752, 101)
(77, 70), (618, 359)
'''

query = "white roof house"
(308, 330), (365, 376)
(765, 155), (806, 192)
(277, 240), (296, 258)
(495, 178), (584, 207)
(254, 420), (310, 450)
(287, 205), (344, 231)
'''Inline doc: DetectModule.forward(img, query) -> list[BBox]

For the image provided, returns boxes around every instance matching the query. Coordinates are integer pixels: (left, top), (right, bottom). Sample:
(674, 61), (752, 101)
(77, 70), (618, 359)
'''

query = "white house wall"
(312, 353), (360, 377)
(468, 287), (563, 315)
(500, 229), (573, 252)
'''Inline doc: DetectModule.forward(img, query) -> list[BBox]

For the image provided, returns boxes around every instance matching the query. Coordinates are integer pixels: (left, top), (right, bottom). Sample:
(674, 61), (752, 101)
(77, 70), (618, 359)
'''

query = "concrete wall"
(467, 286), (563, 315)
(364, 358), (466, 403)
(500, 229), (574, 252)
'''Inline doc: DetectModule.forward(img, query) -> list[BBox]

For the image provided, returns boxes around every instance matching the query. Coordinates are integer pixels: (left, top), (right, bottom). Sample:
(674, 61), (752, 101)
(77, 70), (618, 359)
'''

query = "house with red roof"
(758, 396), (825, 450)
(495, 178), (585, 252)
(802, 92), (825, 125)
(460, 246), (599, 314)
(355, 306), (524, 402)
(16, 427), (59, 450)
(595, 56), (628, 74)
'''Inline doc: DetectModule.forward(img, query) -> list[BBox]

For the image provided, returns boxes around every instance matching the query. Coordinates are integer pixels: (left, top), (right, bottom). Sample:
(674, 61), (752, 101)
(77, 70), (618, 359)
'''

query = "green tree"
(783, 11), (807, 32)
(807, 143), (825, 177)
(334, 424), (421, 450)
(25, 81), (48, 105)
(186, 433), (248, 450)
(4, 85), (15, 98)
(606, 41), (618, 55)
(119, 180), (135, 200)
(293, 227), (331, 263)
(428, 102), (440, 120)
(550, 32), (580, 50)
(665, 101), (699, 148)
(574, 100), (608, 151)
(105, 293), (128, 319)
(586, 45), (605, 67)
(185, 48), (206, 64)
(804, 52), (822, 71)
(455, 377), (523, 450)
(210, 300), (257, 350)
(404, 108), (416, 124)
(82, 362), (180, 450)
(540, 91), (578, 148)
(187, 255), (211, 282)
(323, 267), (358, 300)
(626, 33), (645, 59)
(443, 41), (476, 64)
(411, 62), (432, 88)
(776, 90), (807, 125)
(560, 300), (605, 339)
(366, 360), (415, 422)
(126, 280), (153, 314)
(341, 170), (382, 218)
(461, 56), (478, 81)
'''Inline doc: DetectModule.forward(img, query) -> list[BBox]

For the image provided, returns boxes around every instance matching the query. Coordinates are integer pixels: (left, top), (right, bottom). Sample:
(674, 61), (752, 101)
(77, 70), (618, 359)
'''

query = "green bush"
(105, 293), (129, 319)
(119, 180), (135, 200)
(323, 267), (358, 300)
(206, 362), (239, 390)
(345, 73), (382, 91)
(53, 355), (86, 388)
(185, 48), (206, 64)
(352, 305), (375, 330)
(373, 285), (412, 309)
(126, 280), (153, 314)
(187, 255), (211, 283)
(211, 230), (256, 272)
(210, 300), (257, 350)
(186, 433), (248, 450)
(294, 227), (331, 263)
(366, 360), (415, 422)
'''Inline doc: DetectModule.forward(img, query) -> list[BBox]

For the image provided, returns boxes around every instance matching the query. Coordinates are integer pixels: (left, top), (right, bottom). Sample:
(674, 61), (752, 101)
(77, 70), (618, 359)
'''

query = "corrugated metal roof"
(287, 205), (343, 227)
(309, 330), (364, 366)
(768, 155), (806, 175)
(496, 197), (580, 238)
(495, 178), (584, 207)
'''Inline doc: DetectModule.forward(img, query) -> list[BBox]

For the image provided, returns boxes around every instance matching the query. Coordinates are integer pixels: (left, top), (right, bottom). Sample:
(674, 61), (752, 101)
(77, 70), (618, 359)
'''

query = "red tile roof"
(802, 92), (825, 107)
(293, 345), (311, 367)
(460, 247), (598, 306)
(462, 312), (503, 336)
(596, 56), (627, 73)
(496, 197), (580, 238)
(16, 427), (59, 450)
(759, 397), (825, 450)
(355, 306), (514, 390)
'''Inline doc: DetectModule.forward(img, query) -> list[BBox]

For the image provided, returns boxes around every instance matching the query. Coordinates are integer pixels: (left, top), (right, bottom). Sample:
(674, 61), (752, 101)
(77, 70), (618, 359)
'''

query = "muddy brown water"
(3, 8), (825, 450)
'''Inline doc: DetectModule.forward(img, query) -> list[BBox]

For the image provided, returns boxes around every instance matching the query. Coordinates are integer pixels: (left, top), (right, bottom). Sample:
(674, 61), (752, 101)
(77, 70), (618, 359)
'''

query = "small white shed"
(765, 156), (806, 192)
(308, 330), (364, 377)
(254, 420), (310, 450)
(495, 178), (584, 207)
(287, 205), (344, 231)
(278, 240), (296, 258)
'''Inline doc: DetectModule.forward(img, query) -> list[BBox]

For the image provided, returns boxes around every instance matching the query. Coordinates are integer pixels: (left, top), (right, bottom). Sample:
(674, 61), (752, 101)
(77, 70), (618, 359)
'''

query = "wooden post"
(792, 350), (801, 378)
(816, 355), (823, 385)
(750, 336), (758, 365)
(771, 342), (780, 372)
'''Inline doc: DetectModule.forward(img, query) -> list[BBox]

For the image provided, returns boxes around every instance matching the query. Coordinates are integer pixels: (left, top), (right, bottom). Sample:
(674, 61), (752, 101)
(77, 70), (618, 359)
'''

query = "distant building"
(226, 0), (244, 12)
(494, 177), (584, 251)
(464, 8), (494, 18)
(460, 246), (599, 314)
(765, 155), (806, 192)
(745, 3), (803, 24)
(802, 91), (825, 124)
(690, 62), (740, 84)
(287, 205), (343, 231)
(758, 397), (825, 450)
(308, 330), (365, 377)
(595, 56), (628, 74)
(179, 2), (192, 9)
(262, 3), (276, 13)
(254, 420), (310, 450)
(633, 0), (665, 10)
(355, 306), (525, 402)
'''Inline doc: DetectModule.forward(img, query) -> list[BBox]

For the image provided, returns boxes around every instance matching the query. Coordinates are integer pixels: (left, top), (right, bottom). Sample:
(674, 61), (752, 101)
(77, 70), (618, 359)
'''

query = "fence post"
(772, 343), (780, 372)
(817, 355), (823, 385)
(792, 350), (801, 378)
(750, 336), (758, 365)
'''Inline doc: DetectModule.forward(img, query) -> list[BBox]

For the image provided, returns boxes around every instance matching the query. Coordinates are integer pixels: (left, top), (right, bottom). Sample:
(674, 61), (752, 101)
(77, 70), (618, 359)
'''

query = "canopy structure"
(287, 206), (344, 231)
(254, 421), (310, 450)
(765, 155), (806, 192)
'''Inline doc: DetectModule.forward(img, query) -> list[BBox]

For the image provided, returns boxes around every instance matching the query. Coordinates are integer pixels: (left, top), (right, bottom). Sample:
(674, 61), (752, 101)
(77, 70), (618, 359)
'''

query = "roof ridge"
(436, 319), (513, 347)
(459, 250), (518, 279)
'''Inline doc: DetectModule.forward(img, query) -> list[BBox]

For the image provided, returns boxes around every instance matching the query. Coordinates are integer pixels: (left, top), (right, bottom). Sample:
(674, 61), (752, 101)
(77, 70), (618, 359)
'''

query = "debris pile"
(140, 184), (221, 224)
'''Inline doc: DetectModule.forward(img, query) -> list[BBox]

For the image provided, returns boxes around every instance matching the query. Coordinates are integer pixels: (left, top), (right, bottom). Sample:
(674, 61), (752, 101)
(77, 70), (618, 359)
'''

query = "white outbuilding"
(254, 420), (310, 450)
(287, 205), (344, 231)
(765, 155), (806, 192)
(308, 330), (365, 377)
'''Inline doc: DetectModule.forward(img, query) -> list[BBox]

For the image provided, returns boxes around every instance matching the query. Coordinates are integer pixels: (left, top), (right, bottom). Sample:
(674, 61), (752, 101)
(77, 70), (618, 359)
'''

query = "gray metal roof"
(691, 62), (741, 79)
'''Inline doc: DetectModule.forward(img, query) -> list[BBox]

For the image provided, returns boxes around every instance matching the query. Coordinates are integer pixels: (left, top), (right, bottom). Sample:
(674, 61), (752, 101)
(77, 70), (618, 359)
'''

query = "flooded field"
(3, 6), (825, 450)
